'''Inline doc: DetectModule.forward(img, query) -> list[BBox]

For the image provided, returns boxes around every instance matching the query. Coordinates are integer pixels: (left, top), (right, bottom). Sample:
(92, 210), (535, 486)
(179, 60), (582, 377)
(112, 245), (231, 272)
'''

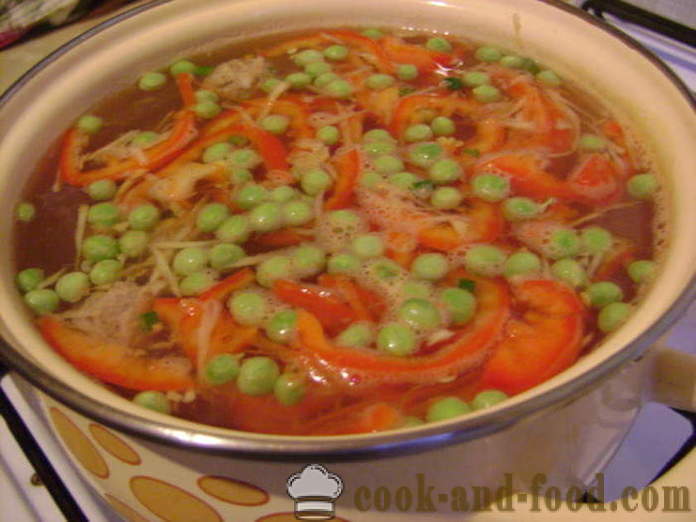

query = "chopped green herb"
(443, 77), (463, 90)
(195, 66), (215, 76)
(463, 148), (481, 158)
(412, 180), (435, 190)
(139, 311), (160, 331)
(458, 279), (476, 291)
(399, 86), (416, 97)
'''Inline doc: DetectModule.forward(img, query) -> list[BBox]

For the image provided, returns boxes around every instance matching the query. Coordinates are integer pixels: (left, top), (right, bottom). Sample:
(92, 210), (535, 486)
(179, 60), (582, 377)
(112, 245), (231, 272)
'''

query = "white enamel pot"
(1, 1), (695, 520)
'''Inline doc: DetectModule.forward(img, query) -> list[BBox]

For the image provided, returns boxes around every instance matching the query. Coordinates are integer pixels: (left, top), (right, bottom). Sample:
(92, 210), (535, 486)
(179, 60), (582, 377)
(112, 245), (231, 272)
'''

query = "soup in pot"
(13, 28), (662, 435)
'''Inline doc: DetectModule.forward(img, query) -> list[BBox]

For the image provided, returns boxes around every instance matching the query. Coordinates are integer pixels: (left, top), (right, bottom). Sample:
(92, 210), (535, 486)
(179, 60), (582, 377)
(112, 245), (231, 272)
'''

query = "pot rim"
(0, 0), (694, 460)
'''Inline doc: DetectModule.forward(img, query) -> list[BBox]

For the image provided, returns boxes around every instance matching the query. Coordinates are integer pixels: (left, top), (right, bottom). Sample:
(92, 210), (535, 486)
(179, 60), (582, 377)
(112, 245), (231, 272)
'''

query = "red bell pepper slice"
(477, 153), (576, 200)
(417, 200), (504, 251)
(325, 148), (361, 210)
(254, 229), (311, 248)
(60, 110), (197, 186)
(293, 275), (510, 388)
(382, 36), (453, 72)
(198, 267), (255, 302)
(38, 316), (193, 391)
(272, 279), (356, 336)
(479, 280), (585, 395)
(317, 274), (386, 323)
(175, 72), (196, 107)
(567, 153), (622, 206)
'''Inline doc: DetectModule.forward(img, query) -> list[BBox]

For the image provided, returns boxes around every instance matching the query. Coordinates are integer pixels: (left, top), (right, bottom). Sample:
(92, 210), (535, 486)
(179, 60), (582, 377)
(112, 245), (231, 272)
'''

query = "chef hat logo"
(287, 464), (343, 520)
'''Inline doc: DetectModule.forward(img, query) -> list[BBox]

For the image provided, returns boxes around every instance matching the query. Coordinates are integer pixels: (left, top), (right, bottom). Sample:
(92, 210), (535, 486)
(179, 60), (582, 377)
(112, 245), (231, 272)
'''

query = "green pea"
(269, 186), (296, 203)
(500, 55), (524, 68)
(328, 210), (363, 231)
(173, 247), (208, 276)
(351, 234), (385, 259)
(301, 169), (332, 196)
(133, 391), (170, 414)
(578, 134), (607, 152)
(475, 46), (502, 62)
(282, 200), (314, 226)
(89, 259), (122, 286)
(363, 129), (395, 143)
(472, 174), (510, 202)
(235, 183), (268, 209)
(260, 115), (290, 135)
(404, 123), (433, 142)
(77, 115), (103, 134)
(128, 204), (160, 231)
(317, 125), (340, 145)
(551, 258), (587, 288)
(193, 101), (222, 119)
(265, 309), (297, 344)
(401, 416), (425, 428)
(388, 172), (419, 191)
(366, 74), (395, 90)
(85, 179), (117, 201)
(522, 58), (541, 74)
(398, 298), (441, 330)
(196, 203), (229, 232)
(195, 89), (219, 103)
(17, 268), (44, 293)
(426, 37), (452, 53)
(230, 168), (253, 185)
(627, 173), (658, 200)
(363, 140), (396, 156)
(292, 244), (326, 277)
(581, 226), (612, 254)
(546, 228), (581, 259)
(249, 202), (283, 232)
(464, 245), (507, 276)
(325, 79), (353, 99)
(130, 131), (159, 149)
(82, 235), (119, 262)
(502, 197), (540, 220)
(327, 253), (361, 274)
(180, 270), (216, 296)
(598, 302), (632, 333)
(256, 256), (291, 287)
(261, 78), (282, 93)
(202, 142), (232, 163)
(205, 354), (240, 385)
(305, 61), (332, 77)
(402, 280), (433, 299)
(368, 258), (402, 281)
(411, 253), (449, 281)
(55, 272), (90, 303)
(274, 373), (306, 406)
(584, 281), (623, 308)
(471, 389), (508, 410)
(441, 287), (476, 324)
(335, 322), (374, 348)
(504, 251), (541, 278)
(324, 44), (349, 61)
(24, 289), (59, 315)
(138, 72), (166, 91)
(229, 292), (267, 326)
(377, 322), (417, 356)
(293, 49), (324, 66)
(628, 260), (656, 284)
(426, 396), (471, 422)
(430, 116), (455, 136)
(216, 215), (250, 243)
(536, 69), (561, 87)
(286, 71), (312, 89)
(314, 72), (340, 88)
(15, 202), (35, 222)
(361, 28), (384, 39)
(237, 356), (280, 395)
(409, 142), (443, 168)
(229, 148), (262, 169)
(463, 71), (490, 87)
(209, 243), (245, 271)
(429, 159), (462, 184)
(119, 230), (149, 258)
(88, 203), (120, 228)
(360, 171), (383, 189)
(169, 60), (196, 75)
(473, 84), (502, 103)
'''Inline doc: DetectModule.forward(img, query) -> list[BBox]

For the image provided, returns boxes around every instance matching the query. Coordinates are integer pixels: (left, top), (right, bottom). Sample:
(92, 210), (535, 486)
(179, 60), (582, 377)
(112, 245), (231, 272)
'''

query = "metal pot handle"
(470, 347), (696, 520)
